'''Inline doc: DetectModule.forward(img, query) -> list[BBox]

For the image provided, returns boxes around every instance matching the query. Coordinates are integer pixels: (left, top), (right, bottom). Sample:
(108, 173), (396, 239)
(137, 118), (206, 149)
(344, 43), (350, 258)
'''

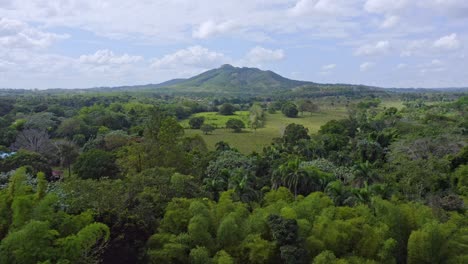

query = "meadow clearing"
(181, 99), (404, 153)
(181, 106), (347, 153)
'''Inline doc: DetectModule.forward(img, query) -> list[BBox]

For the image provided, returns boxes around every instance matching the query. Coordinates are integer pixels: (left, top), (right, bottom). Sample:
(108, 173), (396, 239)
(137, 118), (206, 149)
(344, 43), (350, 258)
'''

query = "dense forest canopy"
(0, 88), (467, 264)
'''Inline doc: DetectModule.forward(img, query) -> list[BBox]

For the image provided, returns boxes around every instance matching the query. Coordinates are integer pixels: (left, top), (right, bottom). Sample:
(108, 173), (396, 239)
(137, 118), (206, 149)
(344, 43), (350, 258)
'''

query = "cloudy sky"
(1, 0), (467, 89)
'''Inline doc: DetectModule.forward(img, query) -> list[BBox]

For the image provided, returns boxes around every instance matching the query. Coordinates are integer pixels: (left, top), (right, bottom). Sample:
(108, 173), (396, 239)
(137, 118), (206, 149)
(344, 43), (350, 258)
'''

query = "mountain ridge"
(158, 64), (315, 94)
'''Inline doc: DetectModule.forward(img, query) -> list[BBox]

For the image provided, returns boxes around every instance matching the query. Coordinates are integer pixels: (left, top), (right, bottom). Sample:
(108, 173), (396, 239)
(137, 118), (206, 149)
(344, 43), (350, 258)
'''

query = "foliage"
(73, 149), (119, 179)
(225, 119), (245, 133)
(0, 90), (466, 264)
(282, 102), (299, 118)
(0, 168), (110, 264)
(189, 116), (205, 129)
(218, 103), (236, 116)
(201, 124), (215, 135)
(282, 123), (310, 145)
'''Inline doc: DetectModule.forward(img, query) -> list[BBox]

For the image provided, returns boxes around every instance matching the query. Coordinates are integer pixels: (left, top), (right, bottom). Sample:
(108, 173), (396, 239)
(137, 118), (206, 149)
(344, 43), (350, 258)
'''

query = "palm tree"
(352, 161), (379, 188)
(54, 140), (79, 177)
(273, 157), (310, 199)
(228, 170), (258, 203)
(325, 180), (352, 206)
(203, 174), (226, 201)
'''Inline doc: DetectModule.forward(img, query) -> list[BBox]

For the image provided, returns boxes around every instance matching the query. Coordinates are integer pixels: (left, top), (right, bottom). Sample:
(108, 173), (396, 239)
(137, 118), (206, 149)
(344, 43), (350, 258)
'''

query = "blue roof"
(0, 152), (16, 159)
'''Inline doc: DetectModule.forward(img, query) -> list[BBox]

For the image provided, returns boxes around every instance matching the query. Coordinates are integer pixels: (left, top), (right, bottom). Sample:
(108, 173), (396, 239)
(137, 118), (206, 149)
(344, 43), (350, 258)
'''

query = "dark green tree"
(73, 149), (119, 179)
(226, 119), (245, 133)
(282, 103), (298, 118)
(189, 117), (205, 129)
(219, 104), (235, 115)
(282, 124), (310, 145)
(201, 124), (215, 135)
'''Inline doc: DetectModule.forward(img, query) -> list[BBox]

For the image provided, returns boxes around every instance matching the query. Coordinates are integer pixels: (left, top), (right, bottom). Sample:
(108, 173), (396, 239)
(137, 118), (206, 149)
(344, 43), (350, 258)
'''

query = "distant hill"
(152, 78), (187, 88)
(20, 64), (386, 96)
(158, 64), (313, 94)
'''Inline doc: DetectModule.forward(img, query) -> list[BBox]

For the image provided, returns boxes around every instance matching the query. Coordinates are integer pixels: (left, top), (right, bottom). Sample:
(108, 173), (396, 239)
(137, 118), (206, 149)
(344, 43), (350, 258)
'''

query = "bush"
(281, 103), (298, 118)
(189, 117), (205, 129)
(219, 104), (235, 115)
(201, 124), (215, 135)
(226, 119), (245, 133)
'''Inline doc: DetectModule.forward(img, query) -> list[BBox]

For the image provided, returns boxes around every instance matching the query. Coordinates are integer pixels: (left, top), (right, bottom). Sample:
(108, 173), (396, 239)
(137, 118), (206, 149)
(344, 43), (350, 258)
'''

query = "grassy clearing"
(183, 106), (348, 154)
(182, 99), (404, 153)
(380, 99), (404, 109)
(180, 111), (250, 129)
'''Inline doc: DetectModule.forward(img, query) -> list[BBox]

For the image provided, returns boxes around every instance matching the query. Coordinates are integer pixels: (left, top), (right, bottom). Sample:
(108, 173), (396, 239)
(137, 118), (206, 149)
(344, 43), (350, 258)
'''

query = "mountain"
(157, 64), (315, 94)
(151, 78), (187, 88)
(75, 64), (382, 96)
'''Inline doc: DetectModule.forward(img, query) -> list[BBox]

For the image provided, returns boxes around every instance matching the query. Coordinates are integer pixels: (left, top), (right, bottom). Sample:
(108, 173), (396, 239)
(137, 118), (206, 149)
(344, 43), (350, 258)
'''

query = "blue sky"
(0, 0), (467, 89)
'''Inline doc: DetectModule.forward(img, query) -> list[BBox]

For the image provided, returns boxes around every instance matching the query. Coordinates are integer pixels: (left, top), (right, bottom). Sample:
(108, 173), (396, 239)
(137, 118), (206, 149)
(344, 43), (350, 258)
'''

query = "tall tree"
(53, 140), (79, 176)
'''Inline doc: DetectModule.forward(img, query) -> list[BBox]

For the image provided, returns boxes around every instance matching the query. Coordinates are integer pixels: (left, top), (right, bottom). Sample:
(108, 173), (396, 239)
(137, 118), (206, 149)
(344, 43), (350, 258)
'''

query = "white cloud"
(322, 64), (336, 70)
(420, 67), (445, 74)
(380, 16), (399, 28)
(429, 0), (468, 17)
(360, 62), (375, 71)
(319, 63), (336, 75)
(430, 59), (442, 66)
(289, 0), (360, 17)
(245, 46), (285, 64)
(396, 63), (407, 69)
(0, 18), (67, 49)
(355, 41), (391, 56)
(400, 40), (428, 57)
(418, 59), (446, 74)
(0, 0), (467, 89)
(433, 33), (461, 50)
(192, 20), (238, 39)
(364, 0), (409, 14)
(401, 34), (462, 57)
(79, 50), (143, 65)
(151, 46), (227, 69)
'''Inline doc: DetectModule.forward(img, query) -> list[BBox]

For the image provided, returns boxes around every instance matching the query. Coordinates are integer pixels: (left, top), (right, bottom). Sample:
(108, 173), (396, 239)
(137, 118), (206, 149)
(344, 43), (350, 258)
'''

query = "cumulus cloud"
(319, 63), (336, 75)
(0, 0), (468, 88)
(429, 0), (468, 17)
(322, 64), (336, 70)
(0, 18), (68, 49)
(245, 46), (285, 64)
(360, 62), (375, 71)
(418, 59), (445, 74)
(364, 0), (409, 14)
(192, 20), (238, 39)
(400, 40), (428, 57)
(400, 34), (462, 57)
(289, 0), (359, 17)
(79, 50), (142, 65)
(433, 33), (461, 50)
(396, 63), (407, 69)
(151, 46), (226, 69)
(355, 41), (391, 56)
(380, 16), (399, 28)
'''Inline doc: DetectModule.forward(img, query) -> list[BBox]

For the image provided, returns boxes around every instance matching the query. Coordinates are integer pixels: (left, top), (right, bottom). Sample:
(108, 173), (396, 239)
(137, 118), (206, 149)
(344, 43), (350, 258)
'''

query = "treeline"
(0, 92), (466, 263)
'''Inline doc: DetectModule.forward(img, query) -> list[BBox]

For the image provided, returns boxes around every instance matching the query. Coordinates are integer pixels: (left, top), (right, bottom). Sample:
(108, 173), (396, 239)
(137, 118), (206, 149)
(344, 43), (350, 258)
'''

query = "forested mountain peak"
(158, 64), (314, 94)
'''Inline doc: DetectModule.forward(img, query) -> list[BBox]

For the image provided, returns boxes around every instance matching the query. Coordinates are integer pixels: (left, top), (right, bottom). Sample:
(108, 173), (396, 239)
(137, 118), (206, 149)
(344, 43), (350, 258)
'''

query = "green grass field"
(380, 100), (405, 109)
(182, 99), (405, 153)
(180, 111), (250, 129)
(183, 106), (348, 154)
